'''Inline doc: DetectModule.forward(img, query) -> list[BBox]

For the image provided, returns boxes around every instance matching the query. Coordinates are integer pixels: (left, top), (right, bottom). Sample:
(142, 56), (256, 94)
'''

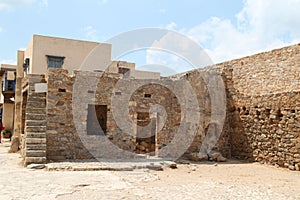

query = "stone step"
(26, 108), (46, 114)
(26, 132), (46, 138)
(24, 157), (46, 165)
(25, 126), (46, 132)
(27, 92), (46, 98)
(26, 150), (46, 157)
(26, 101), (46, 108)
(26, 144), (47, 151)
(26, 138), (46, 144)
(27, 95), (46, 103)
(26, 120), (46, 127)
(26, 113), (46, 121)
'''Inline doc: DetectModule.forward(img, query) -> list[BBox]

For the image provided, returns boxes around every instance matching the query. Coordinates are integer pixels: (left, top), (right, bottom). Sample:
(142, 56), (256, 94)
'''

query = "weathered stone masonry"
(44, 69), (218, 161)
(231, 92), (300, 170)
(215, 43), (300, 170)
(20, 43), (300, 170)
(21, 74), (47, 165)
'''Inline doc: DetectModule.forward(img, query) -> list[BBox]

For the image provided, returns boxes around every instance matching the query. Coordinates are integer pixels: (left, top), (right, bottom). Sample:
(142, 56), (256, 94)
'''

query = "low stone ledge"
(44, 160), (177, 171)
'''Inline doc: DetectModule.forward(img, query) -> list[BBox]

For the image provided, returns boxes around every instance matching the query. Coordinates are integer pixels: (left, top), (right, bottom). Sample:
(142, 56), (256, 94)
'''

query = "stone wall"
(129, 83), (180, 154)
(23, 43), (300, 170)
(212, 43), (300, 170)
(45, 68), (226, 161)
(230, 92), (300, 170)
(21, 74), (47, 165)
(46, 69), (94, 160)
(214, 43), (300, 96)
(170, 69), (231, 159)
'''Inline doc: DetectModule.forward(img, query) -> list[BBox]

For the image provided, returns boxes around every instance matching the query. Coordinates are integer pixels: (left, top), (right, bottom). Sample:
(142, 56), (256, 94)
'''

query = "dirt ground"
(1, 141), (300, 200)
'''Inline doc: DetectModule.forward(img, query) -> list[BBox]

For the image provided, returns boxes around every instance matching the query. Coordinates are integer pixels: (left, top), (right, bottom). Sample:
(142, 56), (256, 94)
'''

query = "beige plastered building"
(2, 34), (159, 140)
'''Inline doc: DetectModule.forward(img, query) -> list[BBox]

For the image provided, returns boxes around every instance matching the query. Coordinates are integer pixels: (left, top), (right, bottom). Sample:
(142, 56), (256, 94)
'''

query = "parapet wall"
(214, 43), (300, 96)
(214, 43), (300, 170)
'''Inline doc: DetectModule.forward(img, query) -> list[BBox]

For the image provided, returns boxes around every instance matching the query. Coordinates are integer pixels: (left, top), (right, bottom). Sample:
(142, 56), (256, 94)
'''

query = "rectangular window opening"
(58, 88), (66, 92)
(47, 55), (65, 69)
(118, 67), (130, 75)
(144, 94), (152, 98)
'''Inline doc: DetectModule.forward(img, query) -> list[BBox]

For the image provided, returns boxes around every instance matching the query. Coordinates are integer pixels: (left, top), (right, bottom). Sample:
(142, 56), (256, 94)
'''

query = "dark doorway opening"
(21, 91), (28, 135)
(87, 104), (107, 135)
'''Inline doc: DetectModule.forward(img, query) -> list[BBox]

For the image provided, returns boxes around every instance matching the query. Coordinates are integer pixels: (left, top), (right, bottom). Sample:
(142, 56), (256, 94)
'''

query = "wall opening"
(21, 91), (28, 135)
(144, 94), (152, 98)
(87, 104), (107, 135)
(46, 55), (65, 69)
(118, 67), (130, 75)
(58, 88), (66, 92)
(135, 112), (156, 155)
(276, 109), (283, 120)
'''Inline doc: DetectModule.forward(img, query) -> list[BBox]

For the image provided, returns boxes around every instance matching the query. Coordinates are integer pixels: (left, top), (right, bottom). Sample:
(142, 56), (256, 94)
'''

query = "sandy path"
(1, 141), (299, 200)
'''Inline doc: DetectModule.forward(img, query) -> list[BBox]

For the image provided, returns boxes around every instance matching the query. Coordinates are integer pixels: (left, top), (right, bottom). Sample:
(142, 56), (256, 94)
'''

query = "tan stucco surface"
(24, 35), (112, 74)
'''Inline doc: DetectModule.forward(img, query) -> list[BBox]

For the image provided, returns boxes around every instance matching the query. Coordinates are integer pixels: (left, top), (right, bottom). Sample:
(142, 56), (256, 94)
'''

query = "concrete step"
(26, 138), (46, 144)
(26, 120), (46, 127)
(26, 150), (46, 157)
(26, 144), (47, 151)
(26, 114), (46, 121)
(26, 132), (46, 138)
(25, 126), (46, 132)
(24, 157), (46, 165)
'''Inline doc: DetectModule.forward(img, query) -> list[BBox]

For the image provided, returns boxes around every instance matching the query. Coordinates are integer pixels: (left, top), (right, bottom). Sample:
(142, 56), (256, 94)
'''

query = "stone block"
(26, 138), (46, 144)
(24, 157), (46, 165)
(26, 144), (47, 151)
(26, 114), (46, 121)
(25, 126), (46, 132)
(26, 150), (46, 157)
(26, 132), (46, 138)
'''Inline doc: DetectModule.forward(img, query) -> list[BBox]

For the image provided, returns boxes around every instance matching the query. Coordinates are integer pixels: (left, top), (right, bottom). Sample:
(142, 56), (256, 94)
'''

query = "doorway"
(87, 104), (107, 135)
(135, 112), (157, 154)
(21, 91), (28, 135)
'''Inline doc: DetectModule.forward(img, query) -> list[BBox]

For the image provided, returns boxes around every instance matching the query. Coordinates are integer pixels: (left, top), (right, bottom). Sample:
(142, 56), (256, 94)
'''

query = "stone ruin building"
(2, 35), (299, 171)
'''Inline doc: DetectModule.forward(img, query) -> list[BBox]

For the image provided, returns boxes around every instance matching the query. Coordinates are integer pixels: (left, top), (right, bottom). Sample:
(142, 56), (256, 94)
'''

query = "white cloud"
(0, 0), (47, 10)
(0, 27), (2, 32)
(159, 8), (167, 14)
(0, 0), (34, 9)
(40, 0), (48, 8)
(98, 0), (108, 5)
(146, 31), (214, 75)
(19, 47), (26, 51)
(151, 0), (300, 64)
(83, 26), (98, 41)
(165, 22), (177, 30)
(198, 0), (300, 62)
(0, 59), (17, 65)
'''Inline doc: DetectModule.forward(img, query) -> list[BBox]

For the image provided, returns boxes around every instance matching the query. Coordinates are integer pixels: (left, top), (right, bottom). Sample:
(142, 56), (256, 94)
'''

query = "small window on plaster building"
(47, 55), (65, 69)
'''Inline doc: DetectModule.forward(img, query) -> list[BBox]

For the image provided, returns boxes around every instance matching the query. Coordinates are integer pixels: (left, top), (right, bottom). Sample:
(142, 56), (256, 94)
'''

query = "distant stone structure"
(1, 34), (299, 171)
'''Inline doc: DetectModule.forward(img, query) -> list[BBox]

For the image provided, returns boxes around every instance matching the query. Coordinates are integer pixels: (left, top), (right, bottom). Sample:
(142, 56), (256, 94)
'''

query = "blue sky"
(0, 0), (300, 73)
